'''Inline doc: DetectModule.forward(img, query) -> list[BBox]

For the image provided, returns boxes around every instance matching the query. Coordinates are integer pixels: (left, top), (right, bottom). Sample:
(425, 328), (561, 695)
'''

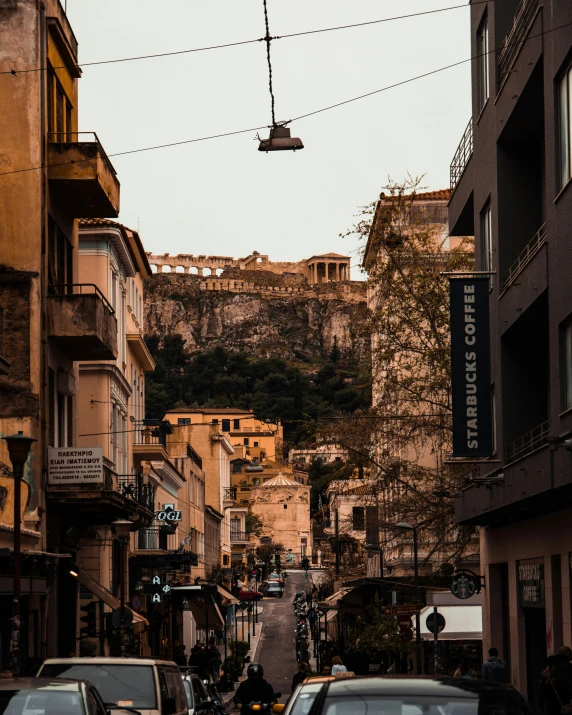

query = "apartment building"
(0, 0), (121, 667)
(447, 0), (572, 701)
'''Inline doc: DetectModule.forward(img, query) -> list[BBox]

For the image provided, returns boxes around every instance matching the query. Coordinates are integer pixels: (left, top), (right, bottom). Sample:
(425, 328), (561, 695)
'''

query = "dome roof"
(259, 473), (300, 487)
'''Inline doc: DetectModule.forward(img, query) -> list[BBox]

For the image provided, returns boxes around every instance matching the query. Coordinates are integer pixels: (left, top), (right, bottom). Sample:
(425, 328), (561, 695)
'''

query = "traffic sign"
(426, 612), (446, 634)
(391, 605), (420, 616)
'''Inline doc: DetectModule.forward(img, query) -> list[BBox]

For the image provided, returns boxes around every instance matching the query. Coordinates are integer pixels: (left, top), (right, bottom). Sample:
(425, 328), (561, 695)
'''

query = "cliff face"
(145, 274), (368, 365)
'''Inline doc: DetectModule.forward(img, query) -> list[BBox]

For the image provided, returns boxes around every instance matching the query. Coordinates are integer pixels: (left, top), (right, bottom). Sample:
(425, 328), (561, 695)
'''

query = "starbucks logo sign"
(451, 570), (481, 599)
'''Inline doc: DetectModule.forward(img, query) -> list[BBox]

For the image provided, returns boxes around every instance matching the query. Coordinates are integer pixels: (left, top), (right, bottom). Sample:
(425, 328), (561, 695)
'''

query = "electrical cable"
(1, 18), (570, 179)
(262, 0), (276, 127)
(0, 0), (494, 77)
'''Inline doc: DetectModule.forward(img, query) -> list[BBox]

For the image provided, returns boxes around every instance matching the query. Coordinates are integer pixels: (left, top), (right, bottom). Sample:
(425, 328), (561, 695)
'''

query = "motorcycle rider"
(234, 663), (277, 714)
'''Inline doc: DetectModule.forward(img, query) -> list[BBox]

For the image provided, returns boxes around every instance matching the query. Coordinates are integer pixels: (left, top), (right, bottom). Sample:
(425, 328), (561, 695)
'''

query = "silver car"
(0, 677), (110, 715)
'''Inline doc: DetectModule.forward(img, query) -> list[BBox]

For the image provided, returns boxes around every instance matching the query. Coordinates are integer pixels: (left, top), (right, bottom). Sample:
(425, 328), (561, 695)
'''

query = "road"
(256, 570), (307, 699)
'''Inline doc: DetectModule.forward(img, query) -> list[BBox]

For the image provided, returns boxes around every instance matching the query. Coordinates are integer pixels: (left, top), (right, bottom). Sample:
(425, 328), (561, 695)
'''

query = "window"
(234, 419), (240, 429)
(212, 419), (219, 425)
(562, 321), (572, 410)
(48, 368), (55, 447)
(0, 306), (4, 357)
(48, 216), (73, 293)
(222, 419), (231, 432)
(47, 62), (74, 143)
(559, 63), (572, 189)
(244, 438), (249, 446)
(477, 18), (489, 110)
(284, 504), (288, 509)
(178, 418), (191, 425)
(254, 441), (259, 447)
(481, 203), (492, 273)
(352, 506), (365, 531)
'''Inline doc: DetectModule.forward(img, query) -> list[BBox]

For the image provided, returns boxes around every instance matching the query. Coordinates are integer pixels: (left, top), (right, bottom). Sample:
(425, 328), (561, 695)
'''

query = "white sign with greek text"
(48, 447), (104, 485)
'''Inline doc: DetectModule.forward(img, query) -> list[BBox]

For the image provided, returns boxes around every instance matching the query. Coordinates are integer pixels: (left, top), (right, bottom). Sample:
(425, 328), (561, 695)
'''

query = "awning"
(217, 584), (239, 605)
(171, 586), (224, 627)
(419, 605), (482, 641)
(74, 568), (149, 630)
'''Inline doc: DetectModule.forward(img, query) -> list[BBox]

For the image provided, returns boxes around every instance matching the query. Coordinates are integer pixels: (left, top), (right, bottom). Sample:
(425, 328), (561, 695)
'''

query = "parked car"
(38, 657), (188, 715)
(260, 581), (283, 598)
(180, 671), (216, 715)
(268, 573), (285, 586)
(0, 677), (109, 715)
(239, 588), (264, 601)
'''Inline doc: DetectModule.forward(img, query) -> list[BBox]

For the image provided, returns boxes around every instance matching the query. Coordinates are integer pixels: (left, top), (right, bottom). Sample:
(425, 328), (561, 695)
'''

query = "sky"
(67, 0), (472, 272)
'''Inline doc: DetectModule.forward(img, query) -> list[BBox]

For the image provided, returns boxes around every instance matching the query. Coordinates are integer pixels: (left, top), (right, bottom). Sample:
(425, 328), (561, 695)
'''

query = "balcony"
(132, 419), (173, 463)
(230, 531), (251, 544)
(223, 487), (237, 507)
(47, 284), (117, 360)
(46, 468), (155, 529)
(498, 0), (542, 89)
(135, 526), (174, 552)
(505, 420), (550, 465)
(47, 132), (120, 218)
(501, 223), (546, 291)
(450, 119), (473, 193)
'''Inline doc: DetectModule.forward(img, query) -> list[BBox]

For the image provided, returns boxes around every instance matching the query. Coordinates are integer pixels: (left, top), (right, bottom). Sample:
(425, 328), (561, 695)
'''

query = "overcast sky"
(67, 0), (471, 272)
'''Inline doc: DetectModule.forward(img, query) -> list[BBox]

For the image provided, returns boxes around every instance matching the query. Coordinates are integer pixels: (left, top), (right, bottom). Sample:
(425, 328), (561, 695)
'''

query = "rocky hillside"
(145, 273), (368, 367)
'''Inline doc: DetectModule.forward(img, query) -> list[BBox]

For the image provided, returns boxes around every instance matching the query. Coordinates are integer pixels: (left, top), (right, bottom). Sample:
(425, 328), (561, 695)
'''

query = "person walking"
(331, 656), (348, 676)
(539, 655), (572, 715)
(292, 662), (308, 691)
(481, 648), (509, 682)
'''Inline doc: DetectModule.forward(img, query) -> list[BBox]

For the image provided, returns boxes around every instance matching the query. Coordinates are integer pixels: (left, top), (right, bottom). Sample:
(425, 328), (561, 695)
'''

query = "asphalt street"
(256, 570), (307, 700)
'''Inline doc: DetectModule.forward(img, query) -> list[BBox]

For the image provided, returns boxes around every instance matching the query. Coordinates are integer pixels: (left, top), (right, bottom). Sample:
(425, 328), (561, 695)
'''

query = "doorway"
(524, 608), (546, 708)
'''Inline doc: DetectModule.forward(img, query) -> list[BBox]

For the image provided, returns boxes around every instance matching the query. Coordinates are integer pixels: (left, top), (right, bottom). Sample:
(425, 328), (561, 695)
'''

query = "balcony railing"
(450, 118), (473, 192)
(501, 223), (546, 290)
(48, 283), (115, 314)
(230, 531), (250, 542)
(116, 473), (155, 511)
(48, 132), (117, 178)
(136, 527), (169, 551)
(134, 420), (167, 447)
(223, 487), (237, 501)
(505, 420), (550, 465)
(498, 0), (542, 88)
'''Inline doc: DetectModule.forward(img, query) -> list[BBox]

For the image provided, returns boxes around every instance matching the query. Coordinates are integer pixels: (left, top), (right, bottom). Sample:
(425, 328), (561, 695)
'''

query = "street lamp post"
(3, 431), (36, 676)
(394, 522), (422, 674)
(112, 519), (133, 656)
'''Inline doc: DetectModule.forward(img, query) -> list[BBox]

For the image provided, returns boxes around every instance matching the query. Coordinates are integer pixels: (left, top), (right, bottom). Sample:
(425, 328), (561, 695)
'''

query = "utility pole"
(335, 509), (340, 576)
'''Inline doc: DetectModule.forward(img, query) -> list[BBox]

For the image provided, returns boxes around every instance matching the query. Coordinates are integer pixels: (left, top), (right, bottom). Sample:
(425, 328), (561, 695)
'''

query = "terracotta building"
(0, 0), (121, 667)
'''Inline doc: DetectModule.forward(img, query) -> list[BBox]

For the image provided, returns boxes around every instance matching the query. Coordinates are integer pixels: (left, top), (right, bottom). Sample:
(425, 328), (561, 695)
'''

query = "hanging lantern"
(258, 125), (304, 153)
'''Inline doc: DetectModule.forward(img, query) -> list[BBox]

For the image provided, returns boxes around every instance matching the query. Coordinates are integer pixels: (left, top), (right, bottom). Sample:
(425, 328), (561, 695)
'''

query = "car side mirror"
(163, 697), (177, 715)
(273, 705), (285, 714)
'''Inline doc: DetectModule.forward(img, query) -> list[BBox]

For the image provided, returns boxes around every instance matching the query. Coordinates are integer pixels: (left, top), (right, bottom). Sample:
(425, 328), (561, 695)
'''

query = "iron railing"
(501, 223), (547, 290)
(47, 283), (115, 315)
(450, 118), (473, 192)
(498, 0), (542, 88)
(48, 132), (117, 177)
(223, 487), (237, 501)
(230, 531), (250, 542)
(136, 527), (169, 551)
(134, 419), (168, 447)
(116, 473), (155, 511)
(505, 420), (550, 464)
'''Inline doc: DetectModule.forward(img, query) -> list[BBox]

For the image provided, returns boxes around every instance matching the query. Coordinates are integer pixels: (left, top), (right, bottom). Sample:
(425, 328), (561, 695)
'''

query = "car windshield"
(322, 695), (528, 715)
(183, 680), (194, 708)
(40, 664), (157, 708)
(0, 689), (84, 715)
(288, 683), (325, 715)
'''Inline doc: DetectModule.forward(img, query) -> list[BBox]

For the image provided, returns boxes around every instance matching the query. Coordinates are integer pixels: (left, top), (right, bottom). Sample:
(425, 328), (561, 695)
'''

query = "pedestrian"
(481, 647), (509, 682)
(174, 644), (188, 667)
(454, 657), (475, 679)
(331, 656), (348, 676)
(292, 662), (308, 691)
(322, 665), (331, 676)
(539, 655), (572, 715)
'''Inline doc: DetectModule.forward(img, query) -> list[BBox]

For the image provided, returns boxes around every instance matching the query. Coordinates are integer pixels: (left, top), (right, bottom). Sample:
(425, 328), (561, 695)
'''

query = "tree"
(320, 177), (477, 577)
(245, 512), (263, 537)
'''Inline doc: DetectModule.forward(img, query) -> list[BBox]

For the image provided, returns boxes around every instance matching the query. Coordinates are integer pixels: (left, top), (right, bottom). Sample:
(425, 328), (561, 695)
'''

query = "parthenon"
(146, 250), (351, 285)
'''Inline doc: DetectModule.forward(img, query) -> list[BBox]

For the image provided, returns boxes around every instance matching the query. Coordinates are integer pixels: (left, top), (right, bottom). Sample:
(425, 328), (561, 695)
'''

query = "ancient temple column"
(156, 264), (163, 273)
(335, 263), (340, 281)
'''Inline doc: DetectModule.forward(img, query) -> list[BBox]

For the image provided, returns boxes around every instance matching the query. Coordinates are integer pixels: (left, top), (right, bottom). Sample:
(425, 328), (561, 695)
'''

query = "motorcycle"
(246, 695), (281, 715)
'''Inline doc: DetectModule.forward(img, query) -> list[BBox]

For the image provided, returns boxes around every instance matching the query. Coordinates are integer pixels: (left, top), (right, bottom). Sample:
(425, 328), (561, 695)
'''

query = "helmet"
(247, 663), (264, 679)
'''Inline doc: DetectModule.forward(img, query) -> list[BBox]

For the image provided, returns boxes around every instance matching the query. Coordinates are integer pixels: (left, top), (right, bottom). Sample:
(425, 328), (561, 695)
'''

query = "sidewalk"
(221, 620), (265, 707)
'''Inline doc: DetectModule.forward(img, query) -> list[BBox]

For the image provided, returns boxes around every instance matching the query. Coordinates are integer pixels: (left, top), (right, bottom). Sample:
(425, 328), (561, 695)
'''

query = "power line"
(1, 18), (570, 179)
(0, 1), (491, 77)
